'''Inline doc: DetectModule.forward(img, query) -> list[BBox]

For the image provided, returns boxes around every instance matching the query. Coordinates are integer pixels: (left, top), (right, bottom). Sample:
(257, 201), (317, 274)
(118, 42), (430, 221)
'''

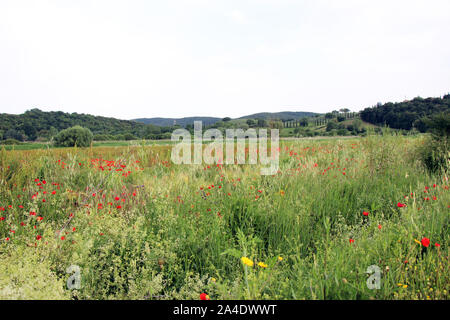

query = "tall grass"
(0, 135), (448, 300)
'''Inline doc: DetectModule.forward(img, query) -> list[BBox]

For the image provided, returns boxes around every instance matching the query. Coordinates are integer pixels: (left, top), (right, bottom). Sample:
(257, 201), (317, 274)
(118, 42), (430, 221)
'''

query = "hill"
(133, 111), (318, 126)
(360, 94), (450, 131)
(0, 108), (151, 141)
(238, 111), (318, 121)
(133, 117), (221, 127)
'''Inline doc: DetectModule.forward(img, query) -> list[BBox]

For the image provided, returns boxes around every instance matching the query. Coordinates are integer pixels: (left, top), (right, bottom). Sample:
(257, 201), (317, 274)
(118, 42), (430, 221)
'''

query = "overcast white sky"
(1, 0), (449, 119)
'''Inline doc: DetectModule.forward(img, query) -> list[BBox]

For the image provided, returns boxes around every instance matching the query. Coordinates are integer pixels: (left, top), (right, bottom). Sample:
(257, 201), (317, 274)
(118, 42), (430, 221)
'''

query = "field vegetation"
(0, 133), (448, 300)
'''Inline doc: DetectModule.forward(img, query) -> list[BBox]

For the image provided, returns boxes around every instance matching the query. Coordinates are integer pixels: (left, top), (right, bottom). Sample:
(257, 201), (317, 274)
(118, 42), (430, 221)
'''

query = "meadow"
(0, 134), (448, 300)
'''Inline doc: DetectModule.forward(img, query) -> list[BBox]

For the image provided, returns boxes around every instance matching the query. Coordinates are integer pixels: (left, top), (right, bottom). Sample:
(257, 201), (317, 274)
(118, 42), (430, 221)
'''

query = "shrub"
(0, 139), (22, 145)
(123, 133), (137, 141)
(93, 134), (114, 141)
(418, 113), (450, 173)
(54, 126), (93, 147)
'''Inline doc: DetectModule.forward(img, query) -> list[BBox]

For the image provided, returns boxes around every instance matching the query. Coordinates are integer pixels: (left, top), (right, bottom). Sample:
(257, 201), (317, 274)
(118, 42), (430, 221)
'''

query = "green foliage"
(0, 139), (22, 145)
(0, 108), (161, 141)
(418, 113), (450, 173)
(361, 95), (450, 131)
(54, 126), (93, 147)
(0, 247), (69, 299)
(0, 129), (448, 301)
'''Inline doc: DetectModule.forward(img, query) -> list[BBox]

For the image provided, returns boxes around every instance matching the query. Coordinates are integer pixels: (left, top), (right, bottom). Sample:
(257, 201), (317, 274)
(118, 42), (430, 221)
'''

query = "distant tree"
(269, 120), (283, 129)
(257, 119), (268, 127)
(326, 121), (338, 132)
(353, 119), (363, 133)
(299, 118), (309, 127)
(246, 119), (257, 127)
(222, 117), (232, 122)
(4, 129), (24, 141)
(123, 133), (137, 141)
(360, 95), (450, 131)
(21, 121), (37, 141)
(419, 112), (450, 172)
(54, 126), (93, 147)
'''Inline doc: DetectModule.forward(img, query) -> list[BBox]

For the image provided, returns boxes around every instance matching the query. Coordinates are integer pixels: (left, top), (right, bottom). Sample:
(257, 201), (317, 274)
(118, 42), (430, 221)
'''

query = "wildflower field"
(0, 134), (448, 300)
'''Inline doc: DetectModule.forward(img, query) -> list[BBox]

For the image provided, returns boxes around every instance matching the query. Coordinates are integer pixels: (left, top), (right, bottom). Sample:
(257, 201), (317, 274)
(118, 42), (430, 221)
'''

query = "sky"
(1, 0), (450, 120)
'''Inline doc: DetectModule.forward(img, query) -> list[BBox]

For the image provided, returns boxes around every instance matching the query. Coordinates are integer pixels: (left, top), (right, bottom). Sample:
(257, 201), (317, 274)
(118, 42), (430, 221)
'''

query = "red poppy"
(421, 237), (430, 247)
(397, 202), (406, 208)
(435, 243), (440, 247)
(363, 211), (369, 216)
(36, 235), (42, 240)
(378, 224), (382, 230)
(349, 238), (354, 244)
(200, 293), (210, 300)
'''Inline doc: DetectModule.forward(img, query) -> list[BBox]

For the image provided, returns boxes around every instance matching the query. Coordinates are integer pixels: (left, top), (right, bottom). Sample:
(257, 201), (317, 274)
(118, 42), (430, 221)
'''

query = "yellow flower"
(278, 256), (283, 262)
(397, 283), (403, 287)
(402, 285), (408, 289)
(280, 190), (285, 196)
(211, 277), (216, 283)
(414, 239), (421, 245)
(258, 262), (268, 268)
(241, 257), (254, 267)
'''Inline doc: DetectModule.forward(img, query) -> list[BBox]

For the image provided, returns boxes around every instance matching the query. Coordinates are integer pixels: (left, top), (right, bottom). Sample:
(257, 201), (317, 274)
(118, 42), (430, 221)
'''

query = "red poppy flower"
(435, 243), (440, 247)
(200, 293), (210, 300)
(421, 237), (430, 247)
(363, 211), (369, 216)
(36, 235), (42, 240)
(349, 239), (354, 244)
(397, 202), (406, 208)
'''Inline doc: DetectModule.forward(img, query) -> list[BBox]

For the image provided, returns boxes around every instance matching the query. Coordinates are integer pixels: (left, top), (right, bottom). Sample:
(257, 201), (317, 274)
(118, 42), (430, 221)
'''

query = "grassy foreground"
(0, 134), (448, 300)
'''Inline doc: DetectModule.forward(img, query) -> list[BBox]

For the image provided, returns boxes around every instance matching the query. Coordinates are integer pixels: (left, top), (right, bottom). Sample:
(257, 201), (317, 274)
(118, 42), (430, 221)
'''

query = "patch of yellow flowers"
(241, 257), (254, 267)
(241, 256), (283, 268)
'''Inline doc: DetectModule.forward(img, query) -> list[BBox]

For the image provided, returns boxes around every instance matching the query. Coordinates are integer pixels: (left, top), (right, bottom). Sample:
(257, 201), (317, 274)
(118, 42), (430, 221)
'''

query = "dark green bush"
(0, 138), (22, 145)
(54, 126), (93, 147)
(93, 134), (115, 141)
(419, 113), (450, 173)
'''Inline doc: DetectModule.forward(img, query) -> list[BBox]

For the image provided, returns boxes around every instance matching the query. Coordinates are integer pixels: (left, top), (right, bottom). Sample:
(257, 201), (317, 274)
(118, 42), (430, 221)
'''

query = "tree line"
(360, 95), (450, 131)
